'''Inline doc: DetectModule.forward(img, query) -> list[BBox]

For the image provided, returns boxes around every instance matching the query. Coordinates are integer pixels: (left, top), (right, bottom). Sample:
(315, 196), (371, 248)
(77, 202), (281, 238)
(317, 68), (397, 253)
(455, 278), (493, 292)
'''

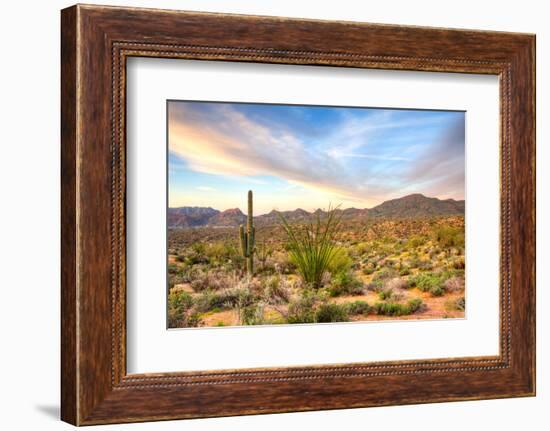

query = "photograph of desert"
(167, 101), (465, 328)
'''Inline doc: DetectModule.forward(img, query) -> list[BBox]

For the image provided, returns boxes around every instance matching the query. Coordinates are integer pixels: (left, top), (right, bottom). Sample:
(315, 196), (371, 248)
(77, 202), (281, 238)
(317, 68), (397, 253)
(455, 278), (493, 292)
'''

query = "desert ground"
(167, 197), (465, 328)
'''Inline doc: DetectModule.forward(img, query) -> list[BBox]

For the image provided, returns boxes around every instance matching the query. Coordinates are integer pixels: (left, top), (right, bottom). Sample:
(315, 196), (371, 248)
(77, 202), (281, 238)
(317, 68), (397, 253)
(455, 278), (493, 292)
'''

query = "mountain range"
(167, 193), (465, 228)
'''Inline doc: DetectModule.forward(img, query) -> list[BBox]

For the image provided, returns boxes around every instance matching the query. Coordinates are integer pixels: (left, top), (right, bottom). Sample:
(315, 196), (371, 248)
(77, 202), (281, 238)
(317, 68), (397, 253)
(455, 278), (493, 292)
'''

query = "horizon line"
(168, 193), (465, 216)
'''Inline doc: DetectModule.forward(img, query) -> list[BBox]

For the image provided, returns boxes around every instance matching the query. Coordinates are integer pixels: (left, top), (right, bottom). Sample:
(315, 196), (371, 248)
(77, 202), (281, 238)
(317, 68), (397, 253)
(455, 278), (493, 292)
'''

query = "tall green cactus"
(239, 190), (255, 275)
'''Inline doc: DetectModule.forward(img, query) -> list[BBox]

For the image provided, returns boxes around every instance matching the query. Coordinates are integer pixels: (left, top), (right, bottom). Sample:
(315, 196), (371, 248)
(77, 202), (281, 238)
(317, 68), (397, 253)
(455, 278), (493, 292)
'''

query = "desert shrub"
(385, 277), (409, 290)
(362, 266), (375, 275)
(279, 206), (343, 289)
(194, 290), (227, 312)
(407, 256), (421, 269)
(287, 289), (322, 324)
(434, 226), (465, 249)
(167, 291), (202, 328)
(241, 277), (264, 296)
(263, 275), (291, 304)
(430, 285), (445, 296)
(399, 267), (411, 276)
(372, 268), (399, 282)
(191, 242), (206, 254)
(168, 264), (189, 286)
(366, 280), (384, 292)
(272, 251), (297, 274)
(175, 254), (186, 263)
(352, 242), (370, 257)
(407, 298), (424, 313)
(328, 270), (363, 297)
(409, 272), (447, 296)
(186, 245), (209, 265)
(223, 286), (256, 309)
(452, 257), (465, 270)
(384, 259), (397, 268)
(168, 263), (180, 274)
(205, 242), (234, 265)
(255, 241), (274, 271)
(366, 268), (398, 291)
(417, 260), (434, 271)
(378, 286), (404, 301)
(374, 302), (409, 316)
(445, 296), (465, 312)
(345, 300), (371, 315)
(327, 247), (353, 274)
(315, 303), (350, 323)
(190, 271), (211, 292)
(444, 276), (465, 292)
(321, 271), (332, 287)
(168, 290), (193, 315)
(190, 270), (239, 293)
(408, 236), (425, 248)
(240, 303), (265, 325)
(374, 298), (424, 316)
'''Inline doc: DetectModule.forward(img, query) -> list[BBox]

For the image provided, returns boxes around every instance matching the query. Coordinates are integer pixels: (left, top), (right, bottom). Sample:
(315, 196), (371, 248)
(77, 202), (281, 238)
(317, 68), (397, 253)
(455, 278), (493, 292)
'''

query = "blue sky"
(168, 101), (465, 215)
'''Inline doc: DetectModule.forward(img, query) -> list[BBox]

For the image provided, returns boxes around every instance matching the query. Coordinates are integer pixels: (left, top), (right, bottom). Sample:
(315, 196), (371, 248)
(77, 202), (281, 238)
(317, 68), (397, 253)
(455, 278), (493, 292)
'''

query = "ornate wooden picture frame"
(61, 4), (535, 425)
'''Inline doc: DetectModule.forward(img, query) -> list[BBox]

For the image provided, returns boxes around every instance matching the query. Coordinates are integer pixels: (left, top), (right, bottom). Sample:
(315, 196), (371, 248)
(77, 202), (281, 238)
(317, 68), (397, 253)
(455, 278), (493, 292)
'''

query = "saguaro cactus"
(239, 190), (255, 275)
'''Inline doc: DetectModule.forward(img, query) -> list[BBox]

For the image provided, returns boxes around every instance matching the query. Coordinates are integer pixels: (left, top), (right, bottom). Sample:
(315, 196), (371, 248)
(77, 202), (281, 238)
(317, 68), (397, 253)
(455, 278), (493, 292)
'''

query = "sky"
(168, 101), (465, 215)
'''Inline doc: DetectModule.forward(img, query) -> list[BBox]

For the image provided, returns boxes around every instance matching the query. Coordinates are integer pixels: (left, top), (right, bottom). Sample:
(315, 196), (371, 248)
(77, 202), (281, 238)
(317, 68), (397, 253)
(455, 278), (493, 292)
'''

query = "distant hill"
(255, 208), (311, 226)
(368, 194), (465, 219)
(168, 194), (464, 228)
(207, 208), (247, 227)
(167, 206), (219, 228)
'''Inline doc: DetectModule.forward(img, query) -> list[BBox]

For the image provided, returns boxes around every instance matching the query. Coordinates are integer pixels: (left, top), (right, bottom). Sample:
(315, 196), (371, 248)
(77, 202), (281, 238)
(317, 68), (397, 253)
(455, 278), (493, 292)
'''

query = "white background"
(127, 59), (500, 373)
(0, 0), (547, 430)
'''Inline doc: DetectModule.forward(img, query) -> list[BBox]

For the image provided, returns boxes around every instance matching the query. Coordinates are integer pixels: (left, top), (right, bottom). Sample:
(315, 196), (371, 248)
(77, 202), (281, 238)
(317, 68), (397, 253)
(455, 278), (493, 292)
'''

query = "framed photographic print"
(61, 4), (536, 425)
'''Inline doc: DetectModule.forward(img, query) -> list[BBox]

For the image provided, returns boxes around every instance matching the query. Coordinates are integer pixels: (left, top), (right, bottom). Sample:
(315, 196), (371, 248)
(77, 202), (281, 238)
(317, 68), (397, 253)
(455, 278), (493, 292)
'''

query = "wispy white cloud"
(330, 152), (410, 161)
(168, 102), (464, 208)
(196, 186), (216, 192)
(169, 104), (362, 200)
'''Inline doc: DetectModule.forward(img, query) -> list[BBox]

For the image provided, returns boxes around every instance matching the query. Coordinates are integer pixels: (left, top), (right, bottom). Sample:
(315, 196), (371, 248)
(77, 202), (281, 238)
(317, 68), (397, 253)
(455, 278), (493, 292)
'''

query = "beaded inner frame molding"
(61, 5), (535, 425)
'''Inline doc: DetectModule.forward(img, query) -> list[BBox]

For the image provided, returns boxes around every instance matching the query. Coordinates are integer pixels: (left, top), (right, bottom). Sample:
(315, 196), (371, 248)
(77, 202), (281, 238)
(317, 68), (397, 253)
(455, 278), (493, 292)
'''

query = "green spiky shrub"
(278, 205), (343, 289)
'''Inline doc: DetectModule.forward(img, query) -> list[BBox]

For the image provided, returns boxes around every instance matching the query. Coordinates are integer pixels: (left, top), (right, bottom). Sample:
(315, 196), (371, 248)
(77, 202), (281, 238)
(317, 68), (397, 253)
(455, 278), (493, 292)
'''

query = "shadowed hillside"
(168, 194), (465, 229)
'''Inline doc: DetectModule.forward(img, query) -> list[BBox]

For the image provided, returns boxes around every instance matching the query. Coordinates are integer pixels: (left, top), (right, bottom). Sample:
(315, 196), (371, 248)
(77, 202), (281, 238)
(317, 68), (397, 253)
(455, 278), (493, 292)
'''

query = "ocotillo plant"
(239, 190), (255, 275)
(278, 204), (343, 289)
